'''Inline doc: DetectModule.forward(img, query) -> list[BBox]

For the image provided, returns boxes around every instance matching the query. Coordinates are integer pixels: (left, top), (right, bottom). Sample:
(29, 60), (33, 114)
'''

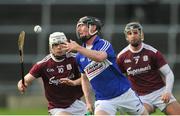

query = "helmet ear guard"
(124, 22), (144, 41)
(49, 32), (67, 49)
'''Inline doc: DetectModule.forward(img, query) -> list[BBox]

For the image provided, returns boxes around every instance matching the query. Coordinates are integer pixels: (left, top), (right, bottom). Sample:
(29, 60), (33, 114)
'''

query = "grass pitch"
(0, 108), (48, 115)
(0, 108), (164, 115)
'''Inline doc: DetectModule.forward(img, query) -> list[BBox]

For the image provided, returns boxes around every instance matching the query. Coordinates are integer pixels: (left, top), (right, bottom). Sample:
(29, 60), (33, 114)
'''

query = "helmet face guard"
(76, 16), (103, 43)
(49, 32), (68, 60)
(124, 22), (144, 41)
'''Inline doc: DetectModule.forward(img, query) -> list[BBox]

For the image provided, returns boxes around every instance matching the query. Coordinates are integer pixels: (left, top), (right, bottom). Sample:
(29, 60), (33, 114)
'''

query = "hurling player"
(17, 32), (86, 115)
(117, 22), (180, 115)
(63, 16), (148, 115)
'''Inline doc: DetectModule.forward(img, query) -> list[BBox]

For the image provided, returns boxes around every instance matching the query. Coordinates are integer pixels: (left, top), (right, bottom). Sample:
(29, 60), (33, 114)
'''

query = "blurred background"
(0, 0), (180, 114)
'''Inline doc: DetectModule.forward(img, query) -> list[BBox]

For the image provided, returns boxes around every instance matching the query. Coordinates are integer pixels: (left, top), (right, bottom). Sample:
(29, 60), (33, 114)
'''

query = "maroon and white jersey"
(29, 53), (83, 110)
(117, 43), (166, 95)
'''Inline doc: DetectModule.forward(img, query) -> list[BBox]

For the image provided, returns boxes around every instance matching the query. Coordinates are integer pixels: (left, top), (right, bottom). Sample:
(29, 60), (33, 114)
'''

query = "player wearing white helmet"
(49, 32), (68, 60)
(17, 32), (86, 115)
(117, 22), (180, 115)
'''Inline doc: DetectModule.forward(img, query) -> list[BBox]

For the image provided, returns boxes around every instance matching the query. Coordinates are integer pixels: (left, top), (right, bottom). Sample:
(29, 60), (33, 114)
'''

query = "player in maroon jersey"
(17, 32), (86, 115)
(116, 22), (180, 115)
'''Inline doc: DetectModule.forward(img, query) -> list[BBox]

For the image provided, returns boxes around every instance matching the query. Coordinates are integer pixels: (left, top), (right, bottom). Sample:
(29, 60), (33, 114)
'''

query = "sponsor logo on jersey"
(84, 60), (112, 81)
(127, 64), (151, 76)
(49, 76), (60, 85)
(47, 68), (55, 72)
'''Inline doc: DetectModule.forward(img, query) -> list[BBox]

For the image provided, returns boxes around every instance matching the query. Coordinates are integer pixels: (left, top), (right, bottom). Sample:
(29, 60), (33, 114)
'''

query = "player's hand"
(17, 80), (27, 94)
(85, 111), (93, 115)
(86, 102), (94, 115)
(59, 78), (76, 86)
(63, 40), (81, 53)
(161, 92), (171, 103)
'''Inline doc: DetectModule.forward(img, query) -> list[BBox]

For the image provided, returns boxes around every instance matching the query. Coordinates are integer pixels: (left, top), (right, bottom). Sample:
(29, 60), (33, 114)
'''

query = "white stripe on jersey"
(143, 43), (157, 53)
(37, 54), (51, 64)
(117, 46), (129, 58)
(100, 40), (110, 51)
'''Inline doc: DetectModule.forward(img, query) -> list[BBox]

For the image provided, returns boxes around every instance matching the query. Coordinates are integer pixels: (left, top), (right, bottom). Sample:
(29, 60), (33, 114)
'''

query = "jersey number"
(58, 67), (64, 73)
(135, 58), (139, 64)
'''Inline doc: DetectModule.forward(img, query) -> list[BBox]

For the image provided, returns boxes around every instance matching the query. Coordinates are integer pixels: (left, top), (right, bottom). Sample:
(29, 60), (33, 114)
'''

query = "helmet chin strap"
(80, 34), (94, 43)
(80, 25), (98, 43)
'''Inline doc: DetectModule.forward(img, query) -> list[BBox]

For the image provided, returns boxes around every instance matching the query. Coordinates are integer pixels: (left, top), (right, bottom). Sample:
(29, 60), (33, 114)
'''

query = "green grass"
(0, 108), (164, 115)
(0, 108), (48, 115)
(117, 108), (165, 115)
(151, 109), (165, 115)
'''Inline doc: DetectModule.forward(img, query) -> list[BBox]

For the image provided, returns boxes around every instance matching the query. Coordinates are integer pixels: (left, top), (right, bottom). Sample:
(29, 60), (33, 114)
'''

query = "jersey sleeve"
(116, 53), (126, 73)
(153, 51), (167, 69)
(96, 40), (115, 58)
(75, 53), (84, 73)
(29, 63), (42, 78)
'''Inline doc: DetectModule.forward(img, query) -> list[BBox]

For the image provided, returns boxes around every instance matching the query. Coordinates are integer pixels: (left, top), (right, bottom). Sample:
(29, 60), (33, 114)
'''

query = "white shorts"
(95, 88), (145, 115)
(48, 100), (87, 115)
(139, 87), (176, 111)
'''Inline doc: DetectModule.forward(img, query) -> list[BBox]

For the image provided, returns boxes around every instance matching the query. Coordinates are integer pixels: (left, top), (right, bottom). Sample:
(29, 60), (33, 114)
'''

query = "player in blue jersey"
(63, 16), (148, 115)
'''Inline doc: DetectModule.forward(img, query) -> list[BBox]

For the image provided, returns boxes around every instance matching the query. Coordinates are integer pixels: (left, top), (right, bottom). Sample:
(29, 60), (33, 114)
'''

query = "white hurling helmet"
(49, 32), (67, 49)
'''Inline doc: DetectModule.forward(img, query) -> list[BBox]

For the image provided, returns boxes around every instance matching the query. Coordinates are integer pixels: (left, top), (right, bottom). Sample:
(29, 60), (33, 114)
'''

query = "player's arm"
(64, 40), (107, 62)
(116, 53), (127, 77)
(17, 73), (36, 94)
(75, 45), (107, 62)
(159, 64), (174, 93)
(81, 74), (94, 113)
(159, 64), (174, 102)
(59, 77), (81, 86)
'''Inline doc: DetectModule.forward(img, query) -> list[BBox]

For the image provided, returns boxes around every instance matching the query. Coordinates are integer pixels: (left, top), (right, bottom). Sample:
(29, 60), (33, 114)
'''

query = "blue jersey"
(76, 36), (130, 100)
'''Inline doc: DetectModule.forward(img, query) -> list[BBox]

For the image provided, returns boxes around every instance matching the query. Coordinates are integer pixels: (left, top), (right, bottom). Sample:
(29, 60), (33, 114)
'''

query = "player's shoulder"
(143, 43), (158, 53)
(99, 38), (111, 45)
(95, 36), (111, 46)
(117, 46), (129, 58)
(96, 38), (112, 52)
(36, 54), (51, 65)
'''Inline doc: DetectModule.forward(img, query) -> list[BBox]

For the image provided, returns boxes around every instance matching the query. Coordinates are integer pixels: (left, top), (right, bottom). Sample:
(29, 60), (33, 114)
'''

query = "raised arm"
(64, 40), (107, 62)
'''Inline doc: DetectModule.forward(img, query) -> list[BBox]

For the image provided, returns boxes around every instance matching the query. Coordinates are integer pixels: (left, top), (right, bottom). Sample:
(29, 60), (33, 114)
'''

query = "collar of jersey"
(50, 53), (65, 62)
(128, 42), (144, 53)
